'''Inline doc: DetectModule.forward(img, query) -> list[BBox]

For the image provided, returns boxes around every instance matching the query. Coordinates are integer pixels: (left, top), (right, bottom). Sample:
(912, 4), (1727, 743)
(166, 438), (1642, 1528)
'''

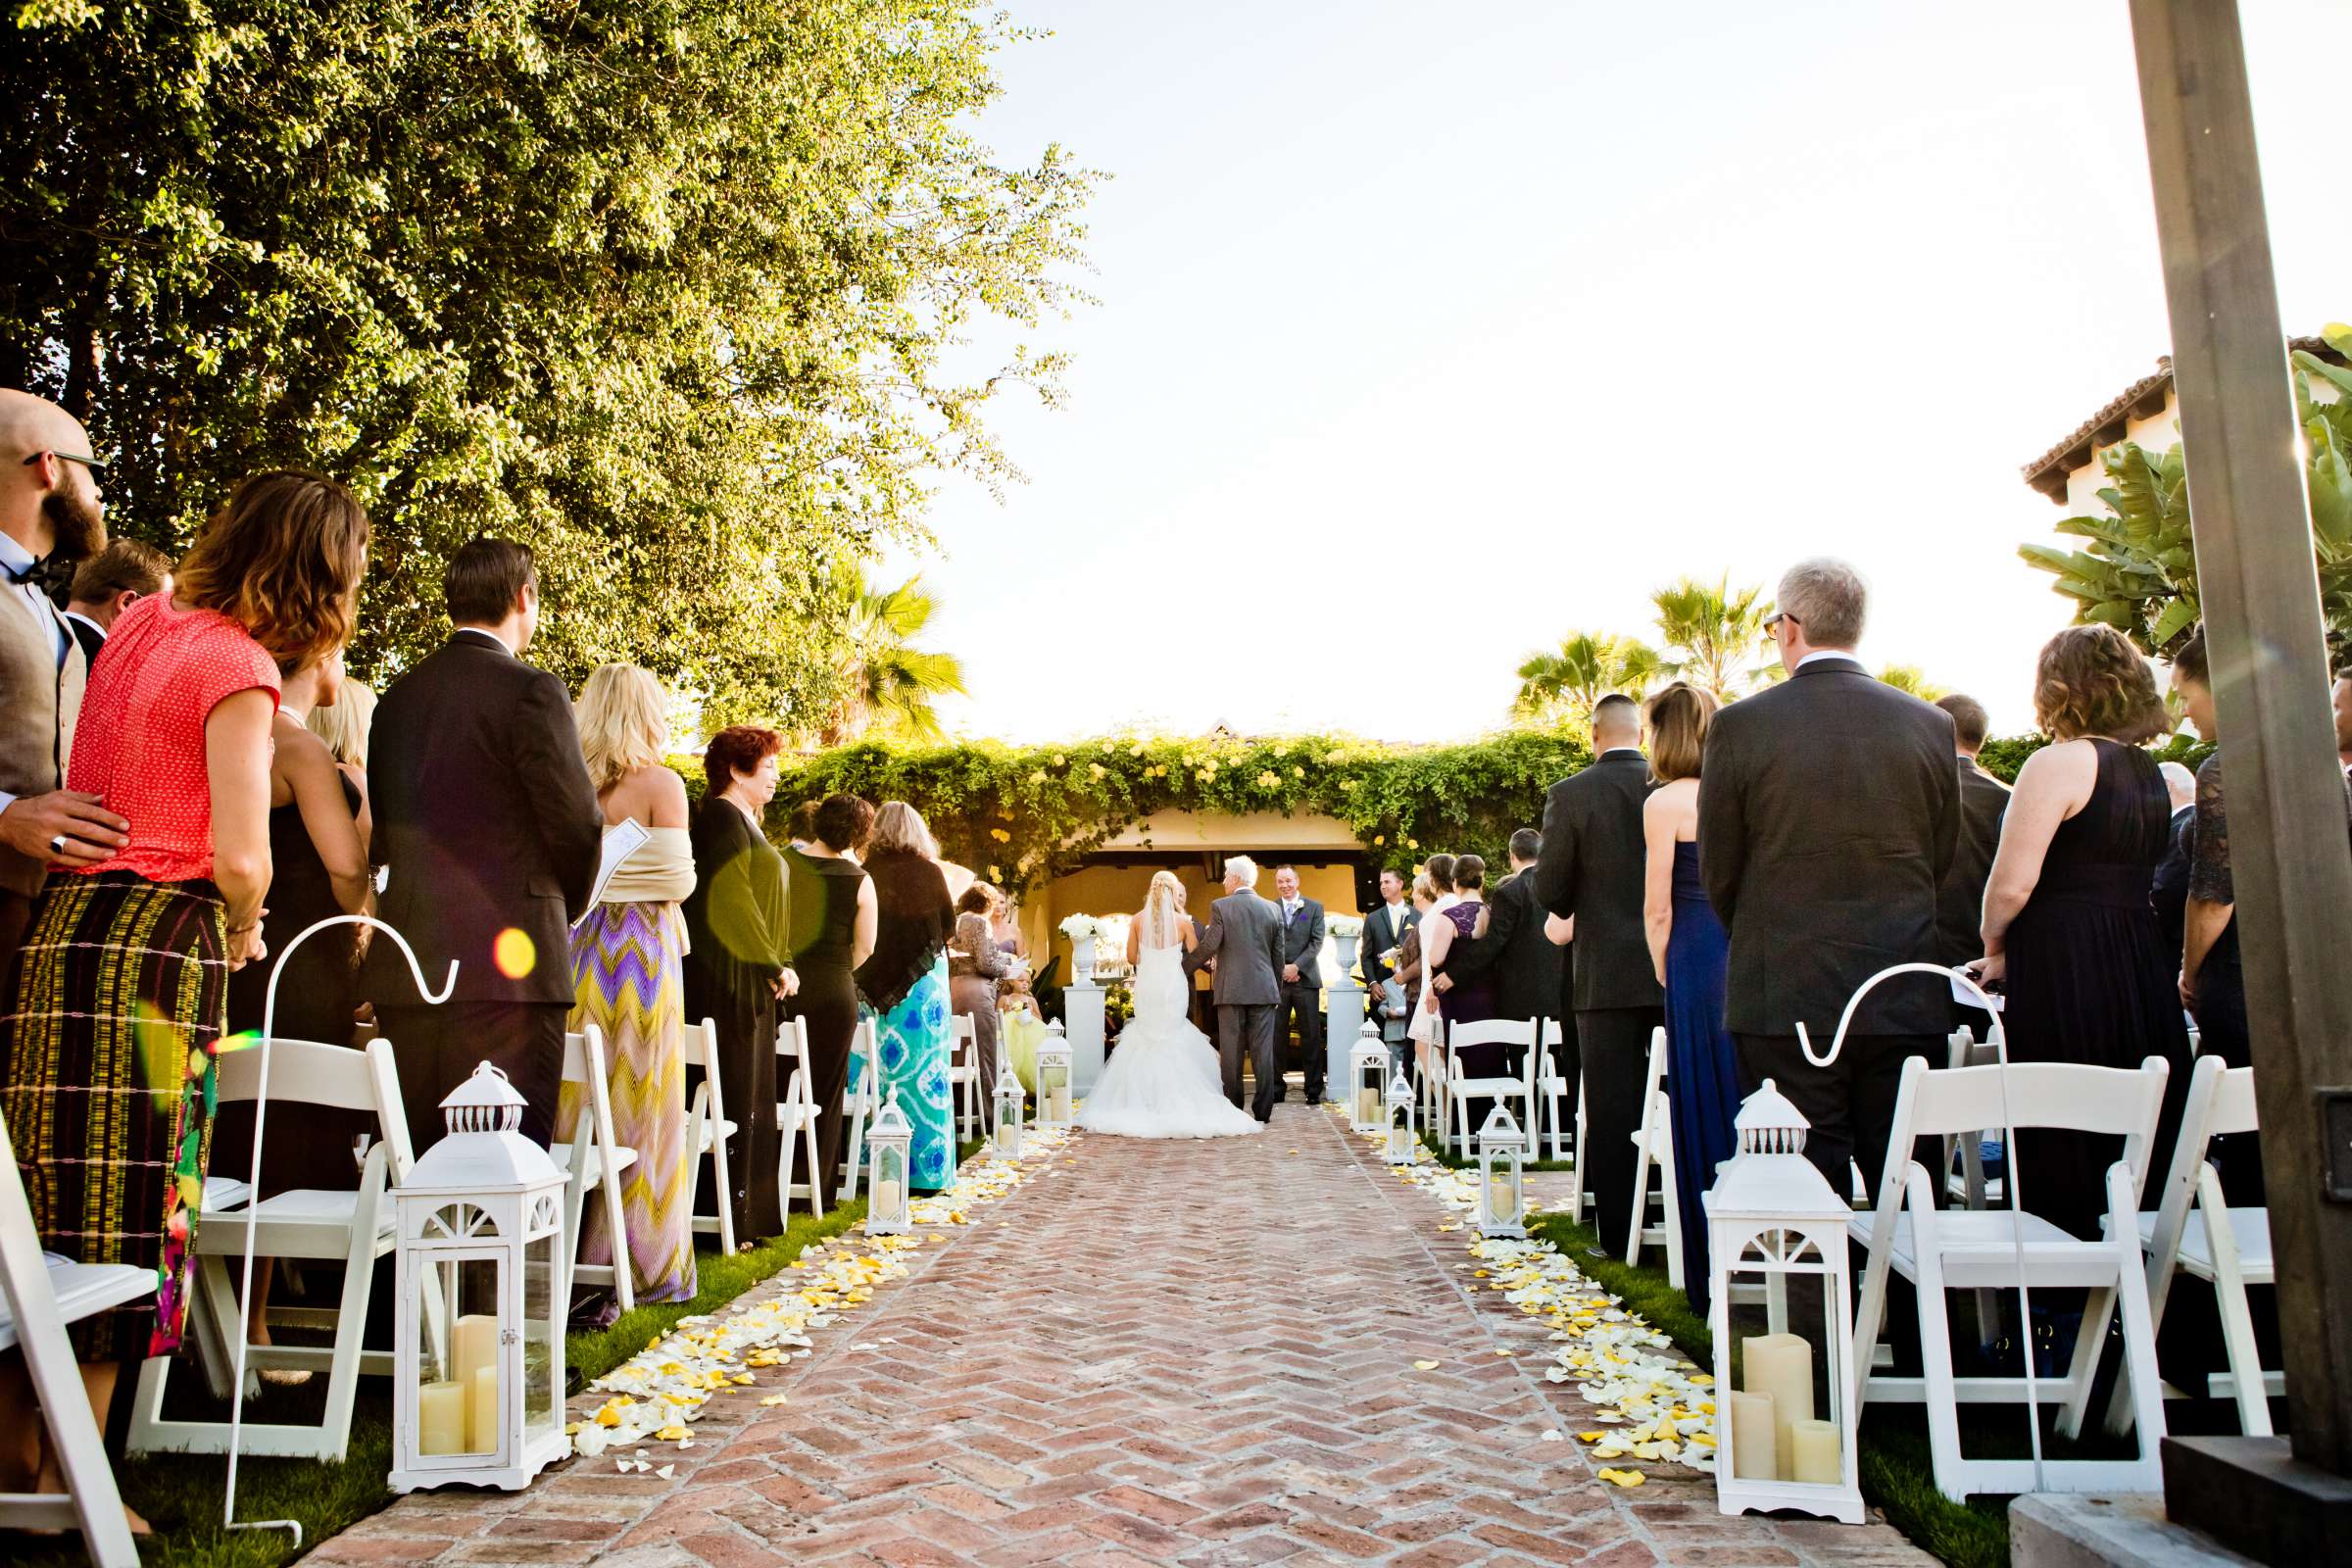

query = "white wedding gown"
(1076, 911), (1262, 1139)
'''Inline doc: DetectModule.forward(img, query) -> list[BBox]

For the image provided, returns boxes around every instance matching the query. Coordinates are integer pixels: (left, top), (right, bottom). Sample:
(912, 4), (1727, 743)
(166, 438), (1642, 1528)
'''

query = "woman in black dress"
(1977, 625), (2190, 1242)
(783, 794), (876, 1204)
(682, 726), (793, 1241)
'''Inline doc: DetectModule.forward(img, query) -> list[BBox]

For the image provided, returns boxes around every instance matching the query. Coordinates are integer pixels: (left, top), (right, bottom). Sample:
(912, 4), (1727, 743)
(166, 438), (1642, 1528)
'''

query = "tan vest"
(0, 585), (85, 897)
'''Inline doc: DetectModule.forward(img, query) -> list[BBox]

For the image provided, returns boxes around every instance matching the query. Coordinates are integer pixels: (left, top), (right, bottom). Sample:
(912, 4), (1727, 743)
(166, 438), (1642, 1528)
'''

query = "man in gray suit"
(1185, 855), (1288, 1120)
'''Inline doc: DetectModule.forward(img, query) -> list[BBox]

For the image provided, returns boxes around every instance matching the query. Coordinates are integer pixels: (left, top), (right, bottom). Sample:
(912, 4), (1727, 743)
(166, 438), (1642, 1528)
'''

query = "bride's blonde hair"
(1142, 870), (1184, 943)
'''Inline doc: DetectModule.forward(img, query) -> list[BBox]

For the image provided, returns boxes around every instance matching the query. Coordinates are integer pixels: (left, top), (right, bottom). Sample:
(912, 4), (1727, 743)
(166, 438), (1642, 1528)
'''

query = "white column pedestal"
(1324, 983), (1366, 1102)
(1063, 982), (1106, 1098)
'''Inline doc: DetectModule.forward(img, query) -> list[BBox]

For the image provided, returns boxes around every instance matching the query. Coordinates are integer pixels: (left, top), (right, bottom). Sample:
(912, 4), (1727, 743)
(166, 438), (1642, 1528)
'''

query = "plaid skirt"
(0, 871), (226, 1361)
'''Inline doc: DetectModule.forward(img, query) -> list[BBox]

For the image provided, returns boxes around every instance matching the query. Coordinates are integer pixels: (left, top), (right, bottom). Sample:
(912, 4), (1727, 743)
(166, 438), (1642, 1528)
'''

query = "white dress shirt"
(1797, 649), (1858, 670)
(0, 530), (68, 822)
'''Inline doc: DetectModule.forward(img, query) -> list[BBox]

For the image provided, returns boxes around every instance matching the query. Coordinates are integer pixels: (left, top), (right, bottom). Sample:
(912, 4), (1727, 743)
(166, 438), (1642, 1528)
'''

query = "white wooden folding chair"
(836, 1018), (882, 1203)
(2105, 1055), (2277, 1437)
(127, 1037), (413, 1462)
(556, 1025), (637, 1314)
(1446, 1018), (1538, 1158)
(1528, 1017), (1574, 1164)
(681, 1018), (737, 1255)
(1622, 1026), (1685, 1288)
(948, 1014), (982, 1140)
(774, 1016), (827, 1219)
(1850, 1054), (2172, 1500)
(1941, 1027), (2005, 1208)
(0, 1110), (149, 1565)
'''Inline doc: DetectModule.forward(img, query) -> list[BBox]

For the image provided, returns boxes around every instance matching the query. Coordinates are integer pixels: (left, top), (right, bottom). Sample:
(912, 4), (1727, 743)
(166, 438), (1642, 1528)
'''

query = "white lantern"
(1703, 1078), (1864, 1524)
(1475, 1102), (1527, 1239)
(1384, 1067), (1418, 1165)
(390, 1062), (569, 1493)
(865, 1090), (914, 1237)
(1349, 1022), (1390, 1132)
(1036, 1020), (1074, 1128)
(992, 1054), (1025, 1161)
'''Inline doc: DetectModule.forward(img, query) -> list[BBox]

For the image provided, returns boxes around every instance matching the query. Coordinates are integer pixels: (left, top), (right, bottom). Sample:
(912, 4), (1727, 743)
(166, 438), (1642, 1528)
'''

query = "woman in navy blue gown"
(1641, 683), (1740, 1319)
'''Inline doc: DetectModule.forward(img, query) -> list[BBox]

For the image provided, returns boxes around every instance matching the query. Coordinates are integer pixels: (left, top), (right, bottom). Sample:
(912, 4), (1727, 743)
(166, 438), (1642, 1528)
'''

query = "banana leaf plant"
(2021, 321), (2352, 662)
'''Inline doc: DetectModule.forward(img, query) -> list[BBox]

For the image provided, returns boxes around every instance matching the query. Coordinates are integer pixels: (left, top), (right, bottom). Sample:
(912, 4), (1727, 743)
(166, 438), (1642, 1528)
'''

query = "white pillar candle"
(1488, 1172), (1516, 1222)
(872, 1178), (902, 1217)
(1788, 1418), (1841, 1485)
(1357, 1085), (1380, 1125)
(1728, 1391), (1778, 1481)
(1741, 1332), (1814, 1477)
(418, 1380), (465, 1456)
(454, 1313), (499, 1380)
(1051, 1086), (1071, 1121)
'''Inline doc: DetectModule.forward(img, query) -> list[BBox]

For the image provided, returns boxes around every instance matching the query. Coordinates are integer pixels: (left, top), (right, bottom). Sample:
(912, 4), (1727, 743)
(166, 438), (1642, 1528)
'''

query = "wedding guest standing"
(367, 539), (602, 1152)
(1403, 854), (1457, 1069)
(0, 390), (122, 974)
(0, 470), (364, 1496)
(951, 885), (1017, 1099)
(563, 664), (697, 1306)
(62, 538), (172, 668)
(1363, 867), (1419, 1062)
(857, 802), (956, 1192)
(683, 724), (794, 1242)
(1640, 683), (1737, 1315)
(990, 891), (1028, 966)
(784, 793), (874, 1205)
(1976, 625), (2188, 1241)
(1538, 695), (1663, 1253)
(2149, 760), (2198, 960)
(1271, 865), (1327, 1103)
(1700, 560), (1957, 1198)
(1447, 828), (1567, 1063)
(1935, 694), (2011, 1036)
(306, 672), (375, 772)
(1423, 854), (1495, 1031)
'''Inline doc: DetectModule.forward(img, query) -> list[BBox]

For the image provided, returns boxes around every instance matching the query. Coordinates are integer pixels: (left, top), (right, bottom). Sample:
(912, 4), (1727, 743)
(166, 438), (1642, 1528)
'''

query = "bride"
(1077, 871), (1262, 1139)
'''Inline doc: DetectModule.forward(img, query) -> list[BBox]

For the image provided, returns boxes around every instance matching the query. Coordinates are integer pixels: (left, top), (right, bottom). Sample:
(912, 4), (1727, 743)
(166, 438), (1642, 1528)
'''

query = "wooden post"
(2130, 0), (2352, 1553)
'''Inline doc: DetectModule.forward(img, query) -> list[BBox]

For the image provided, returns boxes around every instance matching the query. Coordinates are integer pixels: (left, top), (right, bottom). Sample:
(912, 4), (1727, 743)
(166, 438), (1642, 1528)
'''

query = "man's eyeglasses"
(1764, 610), (1801, 632)
(21, 450), (107, 471)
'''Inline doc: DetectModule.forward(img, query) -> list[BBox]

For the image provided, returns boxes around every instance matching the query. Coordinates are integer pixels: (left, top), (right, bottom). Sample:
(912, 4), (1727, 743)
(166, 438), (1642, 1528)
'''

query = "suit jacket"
(1698, 656), (1959, 1037)
(1448, 868), (1566, 1023)
(1186, 889), (1285, 1006)
(363, 632), (603, 1006)
(1933, 760), (2011, 967)
(1535, 750), (1662, 1013)
(0, 583), (84, 898)
(1275, 896), (1325, 985)
(64, 612), (105, 673)
(1361, 901), (1419, 991)
(2150, 803), (2194, 959)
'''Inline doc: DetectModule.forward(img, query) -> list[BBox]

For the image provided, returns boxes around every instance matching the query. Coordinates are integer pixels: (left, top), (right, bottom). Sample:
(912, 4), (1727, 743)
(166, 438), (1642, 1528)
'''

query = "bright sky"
(897, 0), (2352, 743)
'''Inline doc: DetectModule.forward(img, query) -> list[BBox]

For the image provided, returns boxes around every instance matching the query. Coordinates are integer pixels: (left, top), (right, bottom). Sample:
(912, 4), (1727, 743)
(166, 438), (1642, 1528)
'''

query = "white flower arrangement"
(1058, 913), (1102, 941)
(1326, 915), (1365, 939)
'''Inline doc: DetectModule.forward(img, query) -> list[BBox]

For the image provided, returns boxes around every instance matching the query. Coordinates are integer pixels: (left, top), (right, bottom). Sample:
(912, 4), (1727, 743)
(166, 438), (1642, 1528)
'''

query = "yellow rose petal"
(1411, 1359), (1441, 1370)
(1597, 1467), (1646, 1488)
(759, 1395), (789, 1406)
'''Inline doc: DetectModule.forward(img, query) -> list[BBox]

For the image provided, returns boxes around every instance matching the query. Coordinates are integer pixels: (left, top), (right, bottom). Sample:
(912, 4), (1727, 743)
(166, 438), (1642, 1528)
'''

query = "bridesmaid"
(783, 794), (874, 1204)
(563, 663), (698, 1308)
(1640, 681), (1739, 1319)
(856, 802), (957, 1194)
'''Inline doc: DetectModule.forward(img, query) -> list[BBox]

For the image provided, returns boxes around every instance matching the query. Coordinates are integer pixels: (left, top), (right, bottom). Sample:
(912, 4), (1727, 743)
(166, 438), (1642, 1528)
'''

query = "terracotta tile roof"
(2023, 335), (2343, 504)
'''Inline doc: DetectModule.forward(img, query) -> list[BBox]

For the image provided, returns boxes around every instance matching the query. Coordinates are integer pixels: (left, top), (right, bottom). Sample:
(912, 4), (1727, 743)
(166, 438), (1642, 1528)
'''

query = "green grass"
(1417, 1126), (1580, 1173)
(15, 1200), (869, 1568)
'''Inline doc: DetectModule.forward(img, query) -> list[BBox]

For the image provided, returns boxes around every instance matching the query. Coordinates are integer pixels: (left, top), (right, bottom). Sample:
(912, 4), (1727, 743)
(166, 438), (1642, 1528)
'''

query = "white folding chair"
(556, 1025), (637, 1314)
(2105, 1055), (2277, 1437)
(836, 1018), (882, 1203)
(1446, 1018), (1539, 1158)
(682, 1019), (738, 1255)
(774, 1017), (827, 1219)
(0, 1111), (149, 1565)
(1850, 1055), (2172, 1500)
(1528, 1017), (1574, 1164)
(128, 1037), (413, 1461)
(1941, 1027), (2005, 1208)
(1622, 1026), (1684, 1288)
(948, 1014), (982, 1140)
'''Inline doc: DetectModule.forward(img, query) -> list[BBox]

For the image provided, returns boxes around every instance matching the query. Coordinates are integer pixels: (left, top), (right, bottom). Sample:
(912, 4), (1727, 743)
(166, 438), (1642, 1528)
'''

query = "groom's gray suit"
(1186, 888), (1288, 1120)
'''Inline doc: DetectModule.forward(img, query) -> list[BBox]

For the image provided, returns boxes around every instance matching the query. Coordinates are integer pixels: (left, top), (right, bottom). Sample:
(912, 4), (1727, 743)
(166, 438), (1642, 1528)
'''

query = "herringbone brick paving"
(312, 1102), (1933, 1567)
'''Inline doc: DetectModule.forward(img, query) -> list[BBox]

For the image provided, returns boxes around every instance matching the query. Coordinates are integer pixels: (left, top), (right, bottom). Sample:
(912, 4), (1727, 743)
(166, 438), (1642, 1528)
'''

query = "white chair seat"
(1454, 1075), (1523, 1100)
(554, 1140), (639, 1187)
(695, 1116), (740, 1154)
(0, 1258), (154, 1353)
(1849, 1206), (2121, 1289)
(2131, 1207), (2273, 1283)
(201, 1175), (253, 1211)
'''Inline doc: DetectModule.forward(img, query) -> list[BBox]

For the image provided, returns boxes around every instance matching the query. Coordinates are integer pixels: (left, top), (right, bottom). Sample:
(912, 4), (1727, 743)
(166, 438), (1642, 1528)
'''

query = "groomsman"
(1933, 694), (2009, 1036)
(1271, 865), (1327, 1102)
(366, 539), (604, 1151)
(1535, 698), (1662, 1254)
(1699, 558), (1957, 1198)
(1361, 867), (1418, 1050)
(1447, 827), (1568, 1071)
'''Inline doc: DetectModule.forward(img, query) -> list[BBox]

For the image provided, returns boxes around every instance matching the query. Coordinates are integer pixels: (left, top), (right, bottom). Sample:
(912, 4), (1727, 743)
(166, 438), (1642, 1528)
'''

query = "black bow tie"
(5, 554), (73, 595)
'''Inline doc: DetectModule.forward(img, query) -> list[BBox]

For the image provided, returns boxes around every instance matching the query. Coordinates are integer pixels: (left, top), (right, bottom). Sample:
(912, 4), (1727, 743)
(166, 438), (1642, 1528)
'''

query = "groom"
(1185, 855), (1288, 1121)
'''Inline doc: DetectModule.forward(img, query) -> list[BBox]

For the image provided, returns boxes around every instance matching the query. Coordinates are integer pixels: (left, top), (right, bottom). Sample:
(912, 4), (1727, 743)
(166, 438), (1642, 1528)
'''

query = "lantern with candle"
(865, 1090), (913, 1236)
(992, 1055), (1025, 1161)
(1035, 1021), (1074, 1128)
(390, 1063), (569, 1493)
(1384, 1066), (1418, 1165)
(1702, 1078), (1864, 1523)
(1474, 1102), (1527, 1239)
(1349, 1023), (1389, 1132)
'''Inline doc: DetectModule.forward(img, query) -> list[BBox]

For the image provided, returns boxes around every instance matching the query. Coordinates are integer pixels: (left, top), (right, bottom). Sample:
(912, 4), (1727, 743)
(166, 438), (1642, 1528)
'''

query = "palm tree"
(1512, 632), (1665, 726)
(815, 568), (968, 746)
(1877, 664), (1949, 703)
(1650, 574), (1776, 703)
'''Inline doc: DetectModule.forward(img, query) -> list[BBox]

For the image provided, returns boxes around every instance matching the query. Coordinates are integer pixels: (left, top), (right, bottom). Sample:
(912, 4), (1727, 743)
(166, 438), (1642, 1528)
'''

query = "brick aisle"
(313, 1104), (1933, 1568)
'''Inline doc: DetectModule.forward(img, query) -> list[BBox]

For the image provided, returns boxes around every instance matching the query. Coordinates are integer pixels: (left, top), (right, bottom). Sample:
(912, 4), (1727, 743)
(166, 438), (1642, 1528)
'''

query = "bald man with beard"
(0, 390), (129, 967)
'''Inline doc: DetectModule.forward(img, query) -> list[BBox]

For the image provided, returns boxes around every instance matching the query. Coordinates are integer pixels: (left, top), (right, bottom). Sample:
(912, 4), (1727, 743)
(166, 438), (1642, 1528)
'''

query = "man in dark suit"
(1185, 857), (1289, 1119)
(59, 538), (171, 671)
(1448, 828), (1568, 1069)
(1933, 695), (2011, 1039)
(1270, 864), (1327, 1102)
(1699, 559), (1959, 1198)
(1360, 866), (1419, 1051)
(1535, 697), (1662, 1254)
(366, 539), (603, 1151)
(2149, 759), (2198, 960)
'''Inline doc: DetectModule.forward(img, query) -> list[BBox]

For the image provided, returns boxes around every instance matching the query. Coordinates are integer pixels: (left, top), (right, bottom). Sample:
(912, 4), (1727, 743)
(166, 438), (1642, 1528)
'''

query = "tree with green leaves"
(2020, 322), (2352, 660)
(0, 0), (1093, 724)
(1877, 665), (1948, 702)
(1650, 573), (1777, 703)
(1511, 631), (1665, 726)
(815, 568), (967, 745)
